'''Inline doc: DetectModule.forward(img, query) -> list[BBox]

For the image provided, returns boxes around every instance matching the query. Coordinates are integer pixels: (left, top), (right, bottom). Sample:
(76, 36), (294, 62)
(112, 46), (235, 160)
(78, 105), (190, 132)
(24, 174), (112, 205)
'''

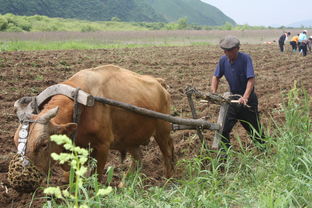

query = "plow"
(14, 84), (235, 150)
(9, 83), (237, 192)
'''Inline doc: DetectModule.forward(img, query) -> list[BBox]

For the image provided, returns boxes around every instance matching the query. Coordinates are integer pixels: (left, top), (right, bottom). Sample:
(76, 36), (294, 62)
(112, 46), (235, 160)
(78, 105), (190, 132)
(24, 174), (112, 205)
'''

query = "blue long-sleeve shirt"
(298, 33), (308, 42)
(214, 52), (255, 95)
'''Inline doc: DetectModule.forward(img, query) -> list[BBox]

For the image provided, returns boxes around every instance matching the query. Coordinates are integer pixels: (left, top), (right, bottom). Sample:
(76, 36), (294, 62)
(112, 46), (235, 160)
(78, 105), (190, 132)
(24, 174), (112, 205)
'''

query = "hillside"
(0, 0), (165, 22)
(147, 0), (235, 26)
(0, 0), (235, 26)
(288, 19), (312, 28)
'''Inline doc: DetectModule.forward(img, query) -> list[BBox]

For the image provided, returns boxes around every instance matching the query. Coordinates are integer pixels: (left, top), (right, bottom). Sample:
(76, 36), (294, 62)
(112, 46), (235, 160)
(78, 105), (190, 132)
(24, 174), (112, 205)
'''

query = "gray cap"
(219, 36), (240, 50)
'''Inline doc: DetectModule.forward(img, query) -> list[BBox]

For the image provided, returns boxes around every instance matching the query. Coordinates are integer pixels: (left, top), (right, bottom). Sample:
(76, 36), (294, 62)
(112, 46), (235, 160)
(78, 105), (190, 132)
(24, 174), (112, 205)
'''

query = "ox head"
(13, 98), (77, 174)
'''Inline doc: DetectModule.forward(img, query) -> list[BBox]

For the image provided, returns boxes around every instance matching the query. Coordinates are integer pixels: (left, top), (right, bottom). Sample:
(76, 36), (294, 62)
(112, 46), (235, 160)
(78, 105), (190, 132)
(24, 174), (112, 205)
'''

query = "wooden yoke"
(14, 84), (95, 121)
(36, 84), (95, 107)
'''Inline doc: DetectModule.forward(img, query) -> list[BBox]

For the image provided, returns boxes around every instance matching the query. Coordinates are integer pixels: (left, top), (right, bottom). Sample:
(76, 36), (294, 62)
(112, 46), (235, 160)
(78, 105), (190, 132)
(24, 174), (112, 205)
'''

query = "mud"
(0, 44), (311, 207)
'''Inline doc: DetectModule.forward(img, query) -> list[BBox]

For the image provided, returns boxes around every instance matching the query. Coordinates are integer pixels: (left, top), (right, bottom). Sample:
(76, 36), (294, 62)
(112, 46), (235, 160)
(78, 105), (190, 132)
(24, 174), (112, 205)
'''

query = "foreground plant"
(43, 135), (112, 208)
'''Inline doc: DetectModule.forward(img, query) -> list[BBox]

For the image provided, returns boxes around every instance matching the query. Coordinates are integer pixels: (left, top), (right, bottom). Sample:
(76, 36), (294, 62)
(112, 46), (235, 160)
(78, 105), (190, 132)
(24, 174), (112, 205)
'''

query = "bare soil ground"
(0, 44), (311, 207)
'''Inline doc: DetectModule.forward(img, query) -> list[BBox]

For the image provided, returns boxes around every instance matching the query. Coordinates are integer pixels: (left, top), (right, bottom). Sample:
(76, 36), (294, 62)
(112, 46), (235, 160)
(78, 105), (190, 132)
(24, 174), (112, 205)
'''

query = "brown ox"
(13, 64), (175, 180)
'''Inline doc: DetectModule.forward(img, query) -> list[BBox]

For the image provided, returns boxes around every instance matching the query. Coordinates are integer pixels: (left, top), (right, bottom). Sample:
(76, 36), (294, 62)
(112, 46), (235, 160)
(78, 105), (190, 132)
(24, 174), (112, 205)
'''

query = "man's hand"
(238, 97), (248, 105)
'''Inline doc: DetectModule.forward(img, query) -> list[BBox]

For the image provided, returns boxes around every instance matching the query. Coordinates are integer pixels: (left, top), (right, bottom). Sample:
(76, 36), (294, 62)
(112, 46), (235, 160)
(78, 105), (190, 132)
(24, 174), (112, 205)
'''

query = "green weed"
(43, 135), (112, 208)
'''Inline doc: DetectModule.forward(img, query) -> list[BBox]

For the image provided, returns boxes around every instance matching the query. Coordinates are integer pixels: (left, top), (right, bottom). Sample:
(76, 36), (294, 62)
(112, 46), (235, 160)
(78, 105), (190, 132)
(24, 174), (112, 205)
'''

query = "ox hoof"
(117, 182), (125, 188)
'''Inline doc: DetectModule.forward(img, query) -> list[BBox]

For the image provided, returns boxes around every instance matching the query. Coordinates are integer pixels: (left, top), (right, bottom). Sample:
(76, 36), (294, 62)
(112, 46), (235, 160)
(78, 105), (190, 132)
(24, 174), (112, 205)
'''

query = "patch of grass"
(35, 74), (44, 81)
(0, 40), (212, 51)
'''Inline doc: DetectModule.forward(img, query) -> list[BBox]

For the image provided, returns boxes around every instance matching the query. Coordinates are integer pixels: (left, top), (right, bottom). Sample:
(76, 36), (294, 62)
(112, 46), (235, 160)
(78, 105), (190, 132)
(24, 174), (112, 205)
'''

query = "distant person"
(307, 36), (312, 52)
(298, 30), (308, 56)
(289, 34), (299, 52)
(278, 32), (291, 52)
(210, 36), (265, 157)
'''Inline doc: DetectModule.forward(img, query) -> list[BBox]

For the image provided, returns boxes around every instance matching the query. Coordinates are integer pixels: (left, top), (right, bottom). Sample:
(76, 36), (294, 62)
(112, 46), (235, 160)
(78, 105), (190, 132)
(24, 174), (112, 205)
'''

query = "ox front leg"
(155, 123), (175, 178)
(94, 144), (110, 182)
(60, 164), (70, 184)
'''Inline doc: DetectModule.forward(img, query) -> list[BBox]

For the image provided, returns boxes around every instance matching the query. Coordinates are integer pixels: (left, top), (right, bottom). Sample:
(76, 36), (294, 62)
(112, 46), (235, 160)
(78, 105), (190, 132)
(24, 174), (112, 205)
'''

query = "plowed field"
(0, 44), (311, 207)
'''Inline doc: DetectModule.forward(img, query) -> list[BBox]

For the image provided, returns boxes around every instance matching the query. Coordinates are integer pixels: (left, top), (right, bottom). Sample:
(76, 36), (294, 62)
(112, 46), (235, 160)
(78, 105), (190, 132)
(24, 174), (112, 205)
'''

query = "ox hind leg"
(117, 147), (142, 188)
(119, 148), (142, 175)
(154, 121), (175, 178)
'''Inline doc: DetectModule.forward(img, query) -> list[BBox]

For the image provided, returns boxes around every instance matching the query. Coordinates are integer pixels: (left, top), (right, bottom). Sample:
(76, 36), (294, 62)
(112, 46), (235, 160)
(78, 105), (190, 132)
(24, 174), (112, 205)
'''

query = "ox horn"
(14, 97), (36, 122)
(39, 107), (59, 124)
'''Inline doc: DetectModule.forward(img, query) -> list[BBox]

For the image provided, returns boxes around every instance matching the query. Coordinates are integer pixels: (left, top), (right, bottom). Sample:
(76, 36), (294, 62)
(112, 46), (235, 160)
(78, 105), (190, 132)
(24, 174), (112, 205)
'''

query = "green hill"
(0, 0), (235, 26)
(0, 0), (165, 22)
(147, 0), (235, 26)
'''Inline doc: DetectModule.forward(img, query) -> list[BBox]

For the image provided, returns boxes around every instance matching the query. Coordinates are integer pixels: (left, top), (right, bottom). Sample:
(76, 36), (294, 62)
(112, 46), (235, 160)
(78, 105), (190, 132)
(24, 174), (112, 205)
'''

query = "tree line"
(0, 14), (268, 32)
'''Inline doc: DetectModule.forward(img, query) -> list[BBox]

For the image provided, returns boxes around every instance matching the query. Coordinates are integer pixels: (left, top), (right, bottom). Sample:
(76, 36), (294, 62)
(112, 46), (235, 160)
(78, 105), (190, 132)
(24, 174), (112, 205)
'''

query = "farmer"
(278, 32), (291, 52)
(289, 34), (299, 52)
(210, 36), (265, 154)
(308, 36), (312, 52)
(298, 30), (308, 56)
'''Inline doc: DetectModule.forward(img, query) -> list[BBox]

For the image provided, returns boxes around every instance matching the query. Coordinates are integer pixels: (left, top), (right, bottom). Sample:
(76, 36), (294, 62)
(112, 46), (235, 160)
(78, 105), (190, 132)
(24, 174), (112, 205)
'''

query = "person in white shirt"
(278, 32), (290, 52)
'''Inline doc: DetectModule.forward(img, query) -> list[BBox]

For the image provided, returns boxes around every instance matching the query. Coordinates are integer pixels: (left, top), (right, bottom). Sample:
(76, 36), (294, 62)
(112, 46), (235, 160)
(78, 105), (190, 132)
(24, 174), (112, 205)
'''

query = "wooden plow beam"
(93, 96), (220, 131)
(95, 86), (229, 150)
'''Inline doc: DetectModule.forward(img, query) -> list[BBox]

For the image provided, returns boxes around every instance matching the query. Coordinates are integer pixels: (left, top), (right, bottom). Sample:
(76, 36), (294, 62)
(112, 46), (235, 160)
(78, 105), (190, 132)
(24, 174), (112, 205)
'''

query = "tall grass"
(0, 40), (212, 51)
(42, 85), (311, 207)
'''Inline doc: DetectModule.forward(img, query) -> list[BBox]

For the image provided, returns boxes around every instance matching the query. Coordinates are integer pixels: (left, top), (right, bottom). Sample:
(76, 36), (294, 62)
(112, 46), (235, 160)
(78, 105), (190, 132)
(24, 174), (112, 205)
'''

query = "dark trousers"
(299, 42), (307, 56)
(221, 94), (265, 149)
(279, 41), (284, 52)
(290, 41), (297, 51)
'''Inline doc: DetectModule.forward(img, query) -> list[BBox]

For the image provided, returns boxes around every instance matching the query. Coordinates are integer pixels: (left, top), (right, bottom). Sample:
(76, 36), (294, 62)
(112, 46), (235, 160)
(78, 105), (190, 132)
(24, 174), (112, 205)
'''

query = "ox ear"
(55, 123), (78, 136)
(40, 107), (59, 124)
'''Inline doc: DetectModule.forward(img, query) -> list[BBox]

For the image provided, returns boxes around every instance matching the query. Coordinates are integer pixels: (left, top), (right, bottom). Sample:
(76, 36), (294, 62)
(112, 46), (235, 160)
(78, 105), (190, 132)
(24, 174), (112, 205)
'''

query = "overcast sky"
(201, 0), (312, 26)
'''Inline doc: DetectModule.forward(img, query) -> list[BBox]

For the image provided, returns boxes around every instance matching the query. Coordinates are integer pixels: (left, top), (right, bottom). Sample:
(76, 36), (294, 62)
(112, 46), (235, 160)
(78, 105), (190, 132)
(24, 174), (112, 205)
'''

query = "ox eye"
(40, 142), (49, 151)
